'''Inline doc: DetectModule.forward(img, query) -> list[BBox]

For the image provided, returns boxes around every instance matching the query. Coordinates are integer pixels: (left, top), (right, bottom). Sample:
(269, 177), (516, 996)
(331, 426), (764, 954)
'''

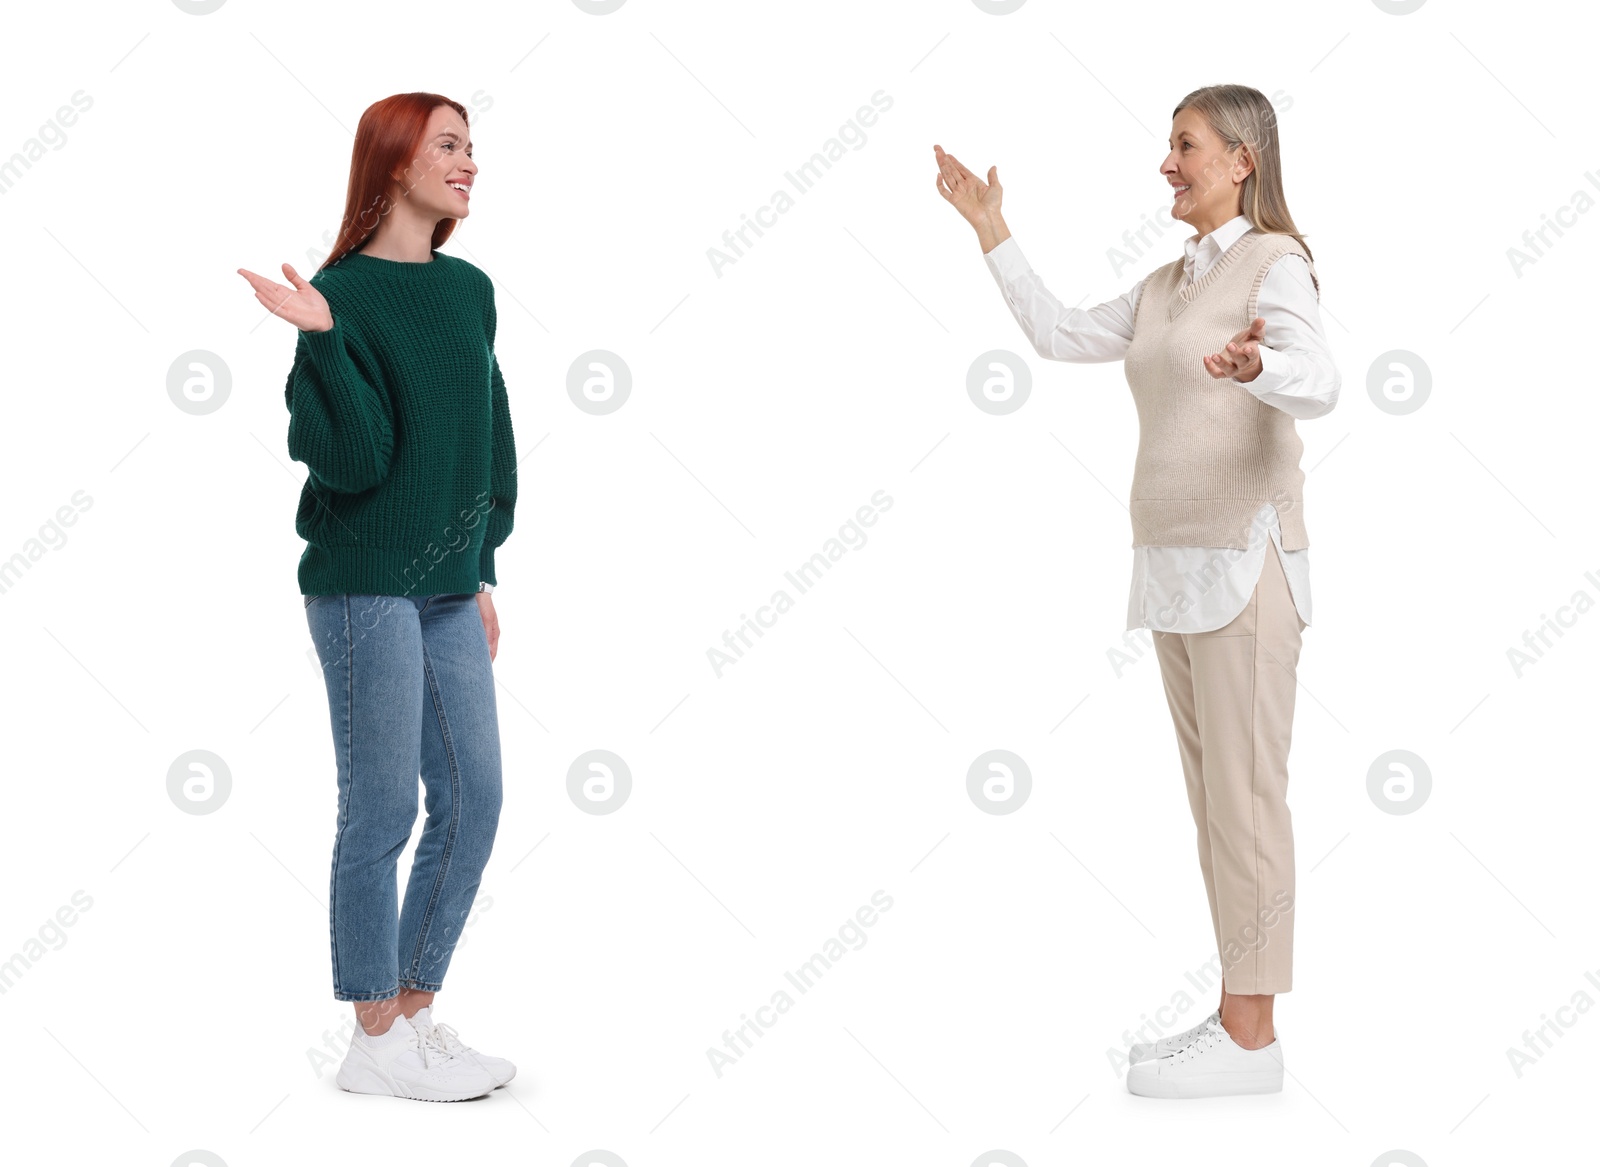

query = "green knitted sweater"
(284, 246), (517, 597)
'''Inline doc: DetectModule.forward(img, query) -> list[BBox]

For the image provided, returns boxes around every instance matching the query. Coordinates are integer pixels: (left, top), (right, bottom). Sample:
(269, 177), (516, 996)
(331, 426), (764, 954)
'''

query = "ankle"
(356, 998), (403, 1037)
(1220, 1016), (1274, 1049)
(395, 988), (434, 1019)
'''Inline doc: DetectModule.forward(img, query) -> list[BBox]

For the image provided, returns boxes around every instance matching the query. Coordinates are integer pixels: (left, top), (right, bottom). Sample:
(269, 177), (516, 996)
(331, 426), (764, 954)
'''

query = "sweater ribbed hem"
(297, 542), (487, 598)
(1130, 498), (1308, 551)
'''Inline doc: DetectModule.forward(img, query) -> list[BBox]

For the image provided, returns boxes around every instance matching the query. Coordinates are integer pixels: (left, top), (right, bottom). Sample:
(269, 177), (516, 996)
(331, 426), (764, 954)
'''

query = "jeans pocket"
(303, 595), (320, 609)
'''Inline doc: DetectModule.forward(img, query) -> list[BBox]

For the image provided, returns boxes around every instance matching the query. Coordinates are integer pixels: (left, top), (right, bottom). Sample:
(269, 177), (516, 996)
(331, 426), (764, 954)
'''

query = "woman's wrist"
(975, 211), (1011, 255)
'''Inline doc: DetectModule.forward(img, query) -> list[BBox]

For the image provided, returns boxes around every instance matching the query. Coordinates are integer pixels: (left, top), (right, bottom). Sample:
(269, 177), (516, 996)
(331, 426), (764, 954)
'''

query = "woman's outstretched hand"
(1204, 317), (1267, 383)
(477, 592), (500, 662)
(237, 262), (334, 334)
(933, 144), (1003, 227)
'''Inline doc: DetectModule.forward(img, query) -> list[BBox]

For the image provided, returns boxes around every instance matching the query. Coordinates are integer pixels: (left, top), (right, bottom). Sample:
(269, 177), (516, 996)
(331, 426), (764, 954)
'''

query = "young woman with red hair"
(238, 92), (519, 1103)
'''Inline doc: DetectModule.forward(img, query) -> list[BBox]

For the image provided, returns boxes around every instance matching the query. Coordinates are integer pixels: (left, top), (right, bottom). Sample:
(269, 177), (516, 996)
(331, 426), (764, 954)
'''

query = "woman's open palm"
(237, 262), (333, 333)
(934, 144), (1003, 225)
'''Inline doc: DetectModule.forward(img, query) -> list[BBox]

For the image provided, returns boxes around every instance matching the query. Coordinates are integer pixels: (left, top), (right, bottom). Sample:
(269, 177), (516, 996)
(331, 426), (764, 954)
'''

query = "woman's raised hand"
(934, 144), (1003, 227)
(237, 262), (334, 334)
(1203, 317), (1267, 383)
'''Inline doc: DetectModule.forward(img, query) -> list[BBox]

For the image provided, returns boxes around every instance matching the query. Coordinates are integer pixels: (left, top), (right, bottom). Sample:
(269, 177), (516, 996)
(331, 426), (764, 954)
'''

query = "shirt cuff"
(1232, 344), (1289, 397)
(982, 235), (1031, 287)
(478, 543), (498, 589)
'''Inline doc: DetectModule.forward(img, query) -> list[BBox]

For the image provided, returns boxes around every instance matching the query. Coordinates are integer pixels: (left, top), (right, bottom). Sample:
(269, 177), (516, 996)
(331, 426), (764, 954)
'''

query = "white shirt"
(982, 215), (1340, 633)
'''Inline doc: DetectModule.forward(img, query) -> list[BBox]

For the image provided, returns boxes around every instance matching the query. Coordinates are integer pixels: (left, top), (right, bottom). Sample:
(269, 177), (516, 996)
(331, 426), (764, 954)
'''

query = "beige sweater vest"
(1122, 229), (1318, 551)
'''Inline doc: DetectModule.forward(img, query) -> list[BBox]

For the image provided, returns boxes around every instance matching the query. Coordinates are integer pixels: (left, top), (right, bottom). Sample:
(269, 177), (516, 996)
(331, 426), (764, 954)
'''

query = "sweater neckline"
(1169, 229), (1262, 320)
(334, 248), (451, 277)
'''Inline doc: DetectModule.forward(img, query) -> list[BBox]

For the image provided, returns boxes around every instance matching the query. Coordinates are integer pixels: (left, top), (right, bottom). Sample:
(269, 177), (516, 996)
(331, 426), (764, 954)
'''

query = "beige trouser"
(1151, 539), (1305, 996)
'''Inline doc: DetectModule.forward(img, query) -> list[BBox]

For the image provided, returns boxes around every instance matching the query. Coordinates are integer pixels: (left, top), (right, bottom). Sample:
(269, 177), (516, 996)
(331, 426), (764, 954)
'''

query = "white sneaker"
(411, 1005), (517, 1088)
(1126, 1015), (1284, 1098)
(336, 1011), (497, 1102)
(1128, 1009), (1220, 1063)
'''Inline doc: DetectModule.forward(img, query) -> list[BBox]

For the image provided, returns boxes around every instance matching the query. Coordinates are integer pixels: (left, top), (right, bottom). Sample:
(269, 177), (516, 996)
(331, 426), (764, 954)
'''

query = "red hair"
(320, 92), (470, 270)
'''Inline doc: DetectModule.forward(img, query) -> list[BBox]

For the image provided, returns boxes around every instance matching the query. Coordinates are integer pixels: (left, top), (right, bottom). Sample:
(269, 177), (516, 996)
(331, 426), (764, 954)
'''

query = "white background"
(1, 1), (1594, 1164)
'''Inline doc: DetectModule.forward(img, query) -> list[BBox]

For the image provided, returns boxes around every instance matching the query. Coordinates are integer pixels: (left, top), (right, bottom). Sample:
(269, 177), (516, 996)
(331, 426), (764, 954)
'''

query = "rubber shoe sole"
(1127, 1066), (1284, 1098)
(336, 1060), (494, 1102)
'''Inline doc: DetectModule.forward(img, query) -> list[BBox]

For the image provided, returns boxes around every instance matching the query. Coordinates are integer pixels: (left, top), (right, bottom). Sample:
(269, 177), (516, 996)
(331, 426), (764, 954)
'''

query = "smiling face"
(404, 104), (477, 221)
(1160, 106), (1251, 237)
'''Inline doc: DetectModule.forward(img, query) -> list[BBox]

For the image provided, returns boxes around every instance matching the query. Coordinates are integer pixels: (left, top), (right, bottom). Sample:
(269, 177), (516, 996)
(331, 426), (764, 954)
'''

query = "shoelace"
(1161, 1011), (1219, 1051)
(410, 1020), (463, 1068)
(425, 1019), (468, 1056)
(1170, 1017), (1226, 1063)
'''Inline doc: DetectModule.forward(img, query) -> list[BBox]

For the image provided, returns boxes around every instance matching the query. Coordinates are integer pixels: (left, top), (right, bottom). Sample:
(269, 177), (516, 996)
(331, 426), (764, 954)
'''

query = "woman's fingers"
(935, 146), (971, 185)
(238, 269), (293, 306)
(932, 144), (991, 199)
(935, 145), (973, 180)
(239, 270), (303, 322)
(1224, 316), (1267, 349)
(1202, 342), (1261, 380)
(947, 164), (984, 199)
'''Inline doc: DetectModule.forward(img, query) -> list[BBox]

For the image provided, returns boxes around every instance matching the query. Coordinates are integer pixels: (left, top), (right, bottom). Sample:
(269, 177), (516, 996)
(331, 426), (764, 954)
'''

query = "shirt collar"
(1183, 214), (1253, 282)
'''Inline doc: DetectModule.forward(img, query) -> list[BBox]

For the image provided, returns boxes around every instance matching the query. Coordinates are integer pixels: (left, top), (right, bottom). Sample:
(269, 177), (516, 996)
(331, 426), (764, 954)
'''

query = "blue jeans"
(303, 593), (503, 1002)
